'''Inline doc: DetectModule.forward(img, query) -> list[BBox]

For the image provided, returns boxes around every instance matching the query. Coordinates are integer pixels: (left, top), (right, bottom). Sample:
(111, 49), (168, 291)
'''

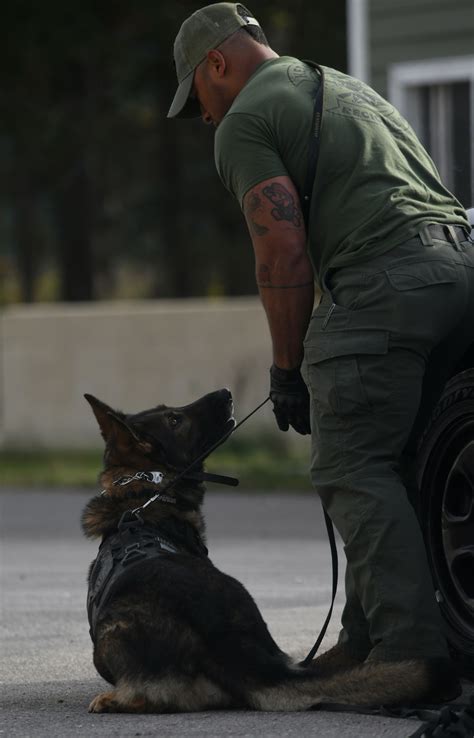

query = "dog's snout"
(209, 388), (233, 409)
(219, 388), (234, 416)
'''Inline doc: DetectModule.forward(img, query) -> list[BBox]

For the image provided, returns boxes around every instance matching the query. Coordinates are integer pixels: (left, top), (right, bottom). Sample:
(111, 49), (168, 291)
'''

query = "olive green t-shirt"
(214, 56), (469, 287)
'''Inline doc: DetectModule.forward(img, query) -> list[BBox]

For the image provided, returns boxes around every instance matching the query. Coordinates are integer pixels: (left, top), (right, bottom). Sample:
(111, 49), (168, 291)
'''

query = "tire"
(416, 368), (474, 681)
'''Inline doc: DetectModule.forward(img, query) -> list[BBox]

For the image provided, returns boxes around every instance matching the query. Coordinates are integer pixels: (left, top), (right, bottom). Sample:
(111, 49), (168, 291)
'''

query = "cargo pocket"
(304, 330), (389, 416)
(385, 260), (458, 291)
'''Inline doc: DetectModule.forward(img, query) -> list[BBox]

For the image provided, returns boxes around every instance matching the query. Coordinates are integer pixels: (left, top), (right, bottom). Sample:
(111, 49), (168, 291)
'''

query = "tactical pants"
(302, 231), (474, 662)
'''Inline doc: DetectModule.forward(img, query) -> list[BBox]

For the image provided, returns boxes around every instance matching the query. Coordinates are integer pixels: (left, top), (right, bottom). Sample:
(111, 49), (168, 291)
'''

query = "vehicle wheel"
(416, 368), (474, 681)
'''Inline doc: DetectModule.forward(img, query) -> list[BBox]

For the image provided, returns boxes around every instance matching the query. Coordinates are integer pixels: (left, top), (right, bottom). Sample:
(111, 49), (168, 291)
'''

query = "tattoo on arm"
(262, 183), (302, 227)
(246, 193), (269, 237)
(257, 263), (313, 289)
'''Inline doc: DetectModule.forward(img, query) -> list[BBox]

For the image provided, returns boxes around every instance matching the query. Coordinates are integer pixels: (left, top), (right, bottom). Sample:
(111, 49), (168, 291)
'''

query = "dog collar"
(109, 469), (239, 491)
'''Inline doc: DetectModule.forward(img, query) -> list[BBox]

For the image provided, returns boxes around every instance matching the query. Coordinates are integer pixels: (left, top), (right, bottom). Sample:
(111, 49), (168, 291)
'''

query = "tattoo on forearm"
(257, 263), (313, 289)
(262, 183), (302, 227)
(246, 192), (269, 237)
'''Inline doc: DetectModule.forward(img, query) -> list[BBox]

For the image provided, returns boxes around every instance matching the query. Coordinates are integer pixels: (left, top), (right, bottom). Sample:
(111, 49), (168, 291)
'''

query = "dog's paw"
(88, 691), (119, 713)
(89, 690), (148, 713)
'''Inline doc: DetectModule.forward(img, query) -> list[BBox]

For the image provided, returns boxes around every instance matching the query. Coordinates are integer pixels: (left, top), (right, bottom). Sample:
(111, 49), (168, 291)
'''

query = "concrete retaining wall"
(0, 298), (278, 448)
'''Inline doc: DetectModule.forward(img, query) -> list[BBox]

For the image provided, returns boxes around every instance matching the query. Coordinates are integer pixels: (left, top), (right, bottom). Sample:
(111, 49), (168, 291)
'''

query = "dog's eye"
(168, 415), (181, 428)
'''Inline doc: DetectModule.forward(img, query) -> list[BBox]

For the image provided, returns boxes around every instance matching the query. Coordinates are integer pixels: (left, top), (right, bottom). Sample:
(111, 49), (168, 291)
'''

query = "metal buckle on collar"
(114, 471), (164, 487)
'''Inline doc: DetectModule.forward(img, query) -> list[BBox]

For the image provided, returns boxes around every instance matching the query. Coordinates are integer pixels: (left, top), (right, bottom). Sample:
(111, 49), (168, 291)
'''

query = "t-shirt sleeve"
(214, 113), (289, 209)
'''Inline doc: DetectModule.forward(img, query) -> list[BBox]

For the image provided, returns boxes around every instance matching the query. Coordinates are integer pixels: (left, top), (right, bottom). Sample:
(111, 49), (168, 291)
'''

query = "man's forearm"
(256, 246), (314, 369)
(243, 176), (315, 369)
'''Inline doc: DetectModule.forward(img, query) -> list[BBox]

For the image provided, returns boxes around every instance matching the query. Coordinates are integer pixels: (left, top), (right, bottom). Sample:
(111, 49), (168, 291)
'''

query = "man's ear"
(206, 49), (226, 78)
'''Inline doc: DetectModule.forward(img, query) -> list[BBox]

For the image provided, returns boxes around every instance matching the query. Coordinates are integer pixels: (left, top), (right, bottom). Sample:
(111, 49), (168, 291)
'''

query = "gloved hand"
(269, 364), (311, 435)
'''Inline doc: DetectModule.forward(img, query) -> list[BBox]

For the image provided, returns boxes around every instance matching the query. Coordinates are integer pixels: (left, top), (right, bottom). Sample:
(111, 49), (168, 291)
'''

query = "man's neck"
(243, 47), (279, 81)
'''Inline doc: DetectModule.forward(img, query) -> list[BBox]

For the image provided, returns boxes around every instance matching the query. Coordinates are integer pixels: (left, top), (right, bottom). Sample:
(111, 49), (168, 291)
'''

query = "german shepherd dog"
(82, 389), (456, 713)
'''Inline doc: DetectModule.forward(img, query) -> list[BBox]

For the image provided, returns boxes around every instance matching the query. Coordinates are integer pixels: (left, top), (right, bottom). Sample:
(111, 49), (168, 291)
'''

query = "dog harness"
(87, 510), (207, 642)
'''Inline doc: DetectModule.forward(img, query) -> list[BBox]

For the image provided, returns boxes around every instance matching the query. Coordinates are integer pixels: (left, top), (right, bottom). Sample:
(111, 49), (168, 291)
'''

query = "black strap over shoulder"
(301, 61), (325, 228)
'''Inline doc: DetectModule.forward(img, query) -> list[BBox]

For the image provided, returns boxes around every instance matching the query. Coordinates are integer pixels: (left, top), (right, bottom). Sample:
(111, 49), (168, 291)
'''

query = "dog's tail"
(247, 659), (453, 711)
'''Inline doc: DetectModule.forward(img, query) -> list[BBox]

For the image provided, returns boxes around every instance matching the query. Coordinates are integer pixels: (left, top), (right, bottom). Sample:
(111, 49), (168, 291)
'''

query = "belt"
(419, 223), (471, 248)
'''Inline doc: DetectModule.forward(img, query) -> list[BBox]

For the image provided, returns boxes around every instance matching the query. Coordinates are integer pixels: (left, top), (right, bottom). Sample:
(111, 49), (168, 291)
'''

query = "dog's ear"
(84, 394), (118, 441)
(84, 394), (153, 456)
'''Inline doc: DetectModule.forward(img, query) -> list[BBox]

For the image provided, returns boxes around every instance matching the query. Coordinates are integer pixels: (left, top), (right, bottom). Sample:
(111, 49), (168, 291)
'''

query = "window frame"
(388, 56), (474, 206)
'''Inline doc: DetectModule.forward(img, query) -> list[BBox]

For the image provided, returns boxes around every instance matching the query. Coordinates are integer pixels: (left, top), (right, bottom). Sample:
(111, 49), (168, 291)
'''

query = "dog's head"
(85, 389), (235, 471)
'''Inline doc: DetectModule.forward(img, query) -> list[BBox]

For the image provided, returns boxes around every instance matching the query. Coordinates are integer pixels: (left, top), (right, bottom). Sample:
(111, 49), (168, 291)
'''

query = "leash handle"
(300, 505), (338, 666)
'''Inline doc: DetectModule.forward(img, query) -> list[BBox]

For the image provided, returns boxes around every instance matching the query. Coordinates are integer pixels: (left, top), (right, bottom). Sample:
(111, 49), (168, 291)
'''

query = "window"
(388, 56), (474, 208)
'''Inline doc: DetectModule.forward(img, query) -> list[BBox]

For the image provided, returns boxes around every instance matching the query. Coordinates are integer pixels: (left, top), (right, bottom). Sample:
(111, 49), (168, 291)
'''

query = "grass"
(0, 433), (312, 490)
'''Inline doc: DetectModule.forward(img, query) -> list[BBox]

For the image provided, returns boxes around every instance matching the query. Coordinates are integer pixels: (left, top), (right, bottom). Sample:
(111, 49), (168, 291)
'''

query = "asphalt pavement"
(1, 489), (471, 737)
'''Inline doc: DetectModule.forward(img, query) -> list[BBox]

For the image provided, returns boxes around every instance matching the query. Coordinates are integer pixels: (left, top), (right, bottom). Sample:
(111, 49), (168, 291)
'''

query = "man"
(168, 2), (473, 704)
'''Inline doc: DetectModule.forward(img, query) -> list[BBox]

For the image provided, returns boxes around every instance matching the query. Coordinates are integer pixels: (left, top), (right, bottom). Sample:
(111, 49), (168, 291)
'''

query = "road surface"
(1, 489), (471, 737)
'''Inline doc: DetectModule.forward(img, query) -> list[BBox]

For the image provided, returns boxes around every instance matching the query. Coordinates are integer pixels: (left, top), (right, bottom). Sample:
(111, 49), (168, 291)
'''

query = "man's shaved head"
(192, 27), (278, 126)
(168, 3), (269, 119)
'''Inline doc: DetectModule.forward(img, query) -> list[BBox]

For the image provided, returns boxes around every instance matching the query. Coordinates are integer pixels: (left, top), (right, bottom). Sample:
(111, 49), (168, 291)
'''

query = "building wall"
(368, 0), (474, 96)
(0, 298), (278, 448)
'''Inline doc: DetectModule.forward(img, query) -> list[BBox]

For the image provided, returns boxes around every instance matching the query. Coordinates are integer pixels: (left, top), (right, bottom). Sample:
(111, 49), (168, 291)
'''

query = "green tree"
(0, 0), (346, 302)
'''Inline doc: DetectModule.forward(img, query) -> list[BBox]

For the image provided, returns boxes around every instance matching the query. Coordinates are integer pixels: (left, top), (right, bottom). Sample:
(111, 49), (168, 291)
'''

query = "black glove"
(269, 364), (311, 435)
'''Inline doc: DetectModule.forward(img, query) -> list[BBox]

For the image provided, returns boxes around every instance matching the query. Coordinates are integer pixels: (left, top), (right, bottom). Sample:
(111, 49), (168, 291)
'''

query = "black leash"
(300, 506), (338, 665)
